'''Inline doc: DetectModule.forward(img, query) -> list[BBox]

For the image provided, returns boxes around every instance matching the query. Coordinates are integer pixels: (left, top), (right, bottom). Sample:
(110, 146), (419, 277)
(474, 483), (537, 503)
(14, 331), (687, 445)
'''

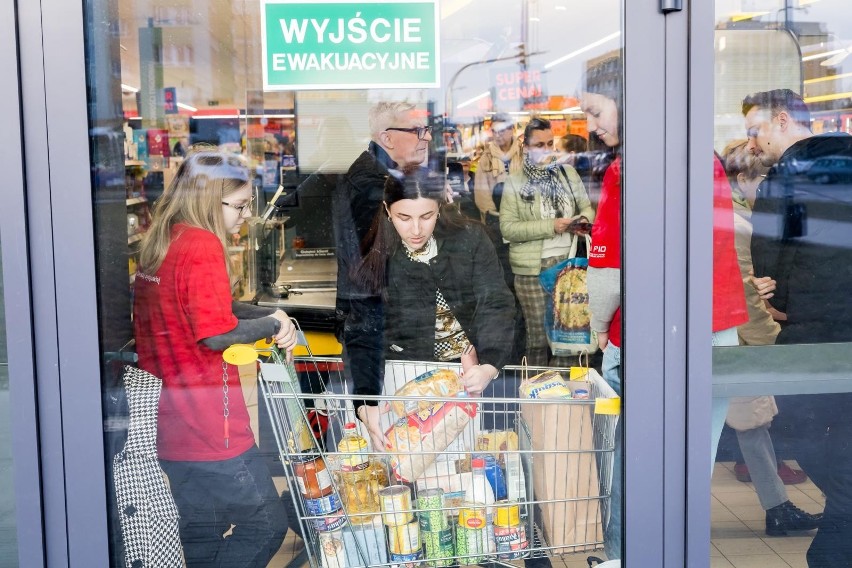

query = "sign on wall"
(262, 0), (440, 91)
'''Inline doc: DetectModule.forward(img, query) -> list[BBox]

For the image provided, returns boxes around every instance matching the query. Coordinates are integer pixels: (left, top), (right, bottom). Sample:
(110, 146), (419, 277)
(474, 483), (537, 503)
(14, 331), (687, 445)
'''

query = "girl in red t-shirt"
(134, 149), (298, 567)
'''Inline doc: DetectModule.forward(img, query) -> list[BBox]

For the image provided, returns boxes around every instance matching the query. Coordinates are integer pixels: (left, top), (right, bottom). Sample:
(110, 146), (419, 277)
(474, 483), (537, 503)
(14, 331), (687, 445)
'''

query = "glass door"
(19, 0), (687, 564)
(707, 1), (852, 567)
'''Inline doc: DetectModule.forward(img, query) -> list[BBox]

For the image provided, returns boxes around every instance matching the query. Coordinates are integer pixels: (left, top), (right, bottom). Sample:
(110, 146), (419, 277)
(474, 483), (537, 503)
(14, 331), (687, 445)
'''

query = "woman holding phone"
(499, 117), (595, 366)
(134, 148), (298, 567)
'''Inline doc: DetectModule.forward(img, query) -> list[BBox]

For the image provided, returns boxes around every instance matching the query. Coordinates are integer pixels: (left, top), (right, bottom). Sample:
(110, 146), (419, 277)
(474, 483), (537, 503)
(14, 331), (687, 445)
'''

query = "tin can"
(573, 388), (590, 399)
(319, 530), (347, 568)
(422, 528), (454, 567)
(292, 454), (334, 499)
(380, 485), (414, 526)
(388, 518), (421, 555)
(311, 508), (349, 533)
(389, 550), (424, 568)
(456, 502), (490, 564)
(416, 488), (448, 532)
(494, 502), (529, 560)
(475, 453), (508, 501)
(304, 493), (343, 516)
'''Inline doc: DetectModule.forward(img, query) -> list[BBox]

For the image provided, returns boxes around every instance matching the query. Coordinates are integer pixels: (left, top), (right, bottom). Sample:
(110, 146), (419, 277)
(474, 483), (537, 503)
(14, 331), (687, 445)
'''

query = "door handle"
(661, 0), (682, 13)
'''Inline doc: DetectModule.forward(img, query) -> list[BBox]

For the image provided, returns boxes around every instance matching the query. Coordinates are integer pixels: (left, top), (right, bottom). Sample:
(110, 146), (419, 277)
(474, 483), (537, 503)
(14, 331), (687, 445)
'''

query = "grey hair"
(368, 101), (418, 139)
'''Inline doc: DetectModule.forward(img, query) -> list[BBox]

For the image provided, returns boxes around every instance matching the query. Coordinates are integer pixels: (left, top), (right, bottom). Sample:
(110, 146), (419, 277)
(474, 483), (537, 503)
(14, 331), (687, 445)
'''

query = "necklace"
(405, 236), (435, 259)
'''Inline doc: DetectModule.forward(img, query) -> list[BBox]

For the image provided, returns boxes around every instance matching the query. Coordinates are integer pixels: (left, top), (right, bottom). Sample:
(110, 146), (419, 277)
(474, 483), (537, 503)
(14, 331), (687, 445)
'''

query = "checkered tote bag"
(113, 366), (183, 567)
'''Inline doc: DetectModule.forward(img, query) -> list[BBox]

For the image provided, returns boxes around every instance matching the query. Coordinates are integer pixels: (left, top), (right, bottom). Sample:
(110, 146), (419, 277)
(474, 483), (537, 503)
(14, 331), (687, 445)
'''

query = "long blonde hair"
(138, 148), (251, 277)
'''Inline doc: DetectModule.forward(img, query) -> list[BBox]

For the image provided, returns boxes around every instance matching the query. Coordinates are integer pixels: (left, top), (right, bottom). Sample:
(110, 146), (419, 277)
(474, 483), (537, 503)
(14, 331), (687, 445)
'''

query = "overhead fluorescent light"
(821, 48), (852, 67)
(798, 0), (821, 5)
(802, 48), (846, 62)
(561, 106), (582, 113)
(804, 72), (852, 85)
(804, 91), (852, 104)
(730, 12), (769, 22)
(121, 83), (139, 93)
(457, 90), (490, 109)
(244, 113), (295, 118)
(176, 102), (197, 112)
(544, 31), (621, 70)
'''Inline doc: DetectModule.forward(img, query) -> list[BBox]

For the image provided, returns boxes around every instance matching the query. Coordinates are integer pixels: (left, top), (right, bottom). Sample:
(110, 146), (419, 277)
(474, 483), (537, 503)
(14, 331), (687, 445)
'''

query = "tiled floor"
(266, 461), (824, 567)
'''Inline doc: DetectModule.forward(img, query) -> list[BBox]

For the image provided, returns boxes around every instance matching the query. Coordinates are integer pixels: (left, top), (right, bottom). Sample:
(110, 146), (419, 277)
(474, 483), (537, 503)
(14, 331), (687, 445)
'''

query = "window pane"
(85, 0), (625, 565)
(712, 1), (852, 565)
(0, 237), (19, 567)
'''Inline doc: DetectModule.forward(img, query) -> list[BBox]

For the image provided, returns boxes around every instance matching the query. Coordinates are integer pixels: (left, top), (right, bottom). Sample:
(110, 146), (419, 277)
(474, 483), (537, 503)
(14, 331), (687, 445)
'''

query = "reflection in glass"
(85, 0), (625, 564)
(0, 239), (19, 566)
(713, 2), (852, 565)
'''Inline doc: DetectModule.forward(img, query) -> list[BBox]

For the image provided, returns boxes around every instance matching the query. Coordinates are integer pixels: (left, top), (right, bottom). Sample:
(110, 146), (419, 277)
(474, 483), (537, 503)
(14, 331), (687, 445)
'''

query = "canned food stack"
(381, 485), (424, 568)
(292, 454), (348, 532)
(494, 502), (529, 560)
(416, 489), (454, 567)
(456, 503), (490, 564)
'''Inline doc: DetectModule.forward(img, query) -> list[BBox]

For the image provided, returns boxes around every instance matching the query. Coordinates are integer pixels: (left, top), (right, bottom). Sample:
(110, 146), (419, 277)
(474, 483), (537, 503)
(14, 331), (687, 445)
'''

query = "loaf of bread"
(390, 368), (464, 417)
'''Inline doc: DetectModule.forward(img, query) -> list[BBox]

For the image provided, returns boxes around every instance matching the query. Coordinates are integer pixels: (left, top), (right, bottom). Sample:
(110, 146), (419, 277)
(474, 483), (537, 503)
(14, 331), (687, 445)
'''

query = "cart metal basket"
(258, 351), (619, 568)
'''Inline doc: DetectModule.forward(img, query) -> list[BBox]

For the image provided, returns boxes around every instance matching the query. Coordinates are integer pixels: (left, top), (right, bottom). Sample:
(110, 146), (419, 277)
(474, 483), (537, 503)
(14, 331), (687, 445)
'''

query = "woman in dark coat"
(344, 173), (515, 449)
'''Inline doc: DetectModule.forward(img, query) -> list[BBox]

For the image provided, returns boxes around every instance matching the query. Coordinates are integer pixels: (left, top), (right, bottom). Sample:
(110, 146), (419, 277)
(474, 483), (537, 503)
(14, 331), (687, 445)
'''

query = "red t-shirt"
(133, 224), (255, 461)
(589, 156), (622, 348)
(713, 156), (749, 332)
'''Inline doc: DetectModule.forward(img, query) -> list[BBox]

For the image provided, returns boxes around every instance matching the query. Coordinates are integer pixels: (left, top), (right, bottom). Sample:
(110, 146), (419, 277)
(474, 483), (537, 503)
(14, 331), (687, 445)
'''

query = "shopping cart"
(257, 346), (620, 568)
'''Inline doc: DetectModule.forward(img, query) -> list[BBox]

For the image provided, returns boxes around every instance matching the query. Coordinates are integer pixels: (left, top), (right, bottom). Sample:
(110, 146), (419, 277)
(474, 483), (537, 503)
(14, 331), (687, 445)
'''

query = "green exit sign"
(262, 0), (441, 91)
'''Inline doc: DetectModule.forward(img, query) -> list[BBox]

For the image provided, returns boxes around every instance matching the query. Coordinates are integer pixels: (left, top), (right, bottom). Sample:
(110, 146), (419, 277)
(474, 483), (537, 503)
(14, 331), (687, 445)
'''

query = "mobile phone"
(569, 220), (593, 232)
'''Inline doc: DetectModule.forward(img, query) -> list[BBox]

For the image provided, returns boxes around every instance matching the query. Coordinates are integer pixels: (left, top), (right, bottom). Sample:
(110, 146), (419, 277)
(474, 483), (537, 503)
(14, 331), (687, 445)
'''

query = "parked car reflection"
(806, 155), (852, 184)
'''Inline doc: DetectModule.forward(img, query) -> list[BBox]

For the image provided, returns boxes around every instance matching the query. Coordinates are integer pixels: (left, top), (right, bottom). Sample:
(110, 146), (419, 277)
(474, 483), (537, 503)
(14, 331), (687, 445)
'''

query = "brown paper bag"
(520, 380), (603, 553)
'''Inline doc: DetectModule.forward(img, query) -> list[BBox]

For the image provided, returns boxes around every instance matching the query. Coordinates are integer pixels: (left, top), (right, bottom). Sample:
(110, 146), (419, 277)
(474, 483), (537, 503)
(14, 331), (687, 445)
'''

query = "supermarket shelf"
(125, 160), (145, 167)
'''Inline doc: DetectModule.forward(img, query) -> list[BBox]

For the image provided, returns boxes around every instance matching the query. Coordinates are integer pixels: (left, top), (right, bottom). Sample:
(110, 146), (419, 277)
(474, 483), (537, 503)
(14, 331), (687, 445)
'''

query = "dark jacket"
(751, 133), (852, 344)
(333, 143), (396, 335)
(345, 219), (516, 402)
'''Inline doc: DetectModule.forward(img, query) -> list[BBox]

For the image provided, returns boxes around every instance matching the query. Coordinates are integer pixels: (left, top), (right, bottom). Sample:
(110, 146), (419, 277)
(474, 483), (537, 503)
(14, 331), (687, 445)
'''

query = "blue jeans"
(160, 446), (289, 567)
(601, 342), (622, 561)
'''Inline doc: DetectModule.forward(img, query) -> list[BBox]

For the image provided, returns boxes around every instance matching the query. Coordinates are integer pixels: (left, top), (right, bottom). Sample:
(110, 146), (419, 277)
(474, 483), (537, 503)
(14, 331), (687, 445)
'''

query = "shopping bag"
(539, 236), (598, 356)
(519, 368), (604, 553)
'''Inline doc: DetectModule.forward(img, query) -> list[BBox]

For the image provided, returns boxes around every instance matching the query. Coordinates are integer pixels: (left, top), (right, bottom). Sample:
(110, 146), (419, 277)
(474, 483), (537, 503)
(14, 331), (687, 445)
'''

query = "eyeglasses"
(385, 125), (433, 140)
(222, 196), (255, 215)
(746, 126), (761, 139)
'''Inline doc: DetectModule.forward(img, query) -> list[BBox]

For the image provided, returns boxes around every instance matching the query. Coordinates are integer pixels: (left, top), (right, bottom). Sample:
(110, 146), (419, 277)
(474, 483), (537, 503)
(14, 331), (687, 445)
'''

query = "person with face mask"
(499, 117), (595, 367)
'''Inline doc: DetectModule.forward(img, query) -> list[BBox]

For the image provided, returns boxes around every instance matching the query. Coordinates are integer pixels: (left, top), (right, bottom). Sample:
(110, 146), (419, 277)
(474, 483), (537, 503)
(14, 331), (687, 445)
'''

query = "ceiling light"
(121, 83), (139, 93)
(730, 12), (769, 22)
(821, 48), (852, 67)
(804, 72), (852, 85)
(544, 31), (621, 70)
(457, 90), (490, 109)
(802, 48), (847, 62)
(803, 91), (852, 104)
(561, 106), (582, 113)
(176, 102), (197, 112)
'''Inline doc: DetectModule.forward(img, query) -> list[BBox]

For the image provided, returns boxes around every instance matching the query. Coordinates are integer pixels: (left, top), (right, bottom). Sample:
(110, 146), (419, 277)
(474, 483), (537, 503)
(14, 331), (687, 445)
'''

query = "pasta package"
(390, 368), (464, 418)
(385, 399), (478, 482)
(518, 370), (573, 400)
